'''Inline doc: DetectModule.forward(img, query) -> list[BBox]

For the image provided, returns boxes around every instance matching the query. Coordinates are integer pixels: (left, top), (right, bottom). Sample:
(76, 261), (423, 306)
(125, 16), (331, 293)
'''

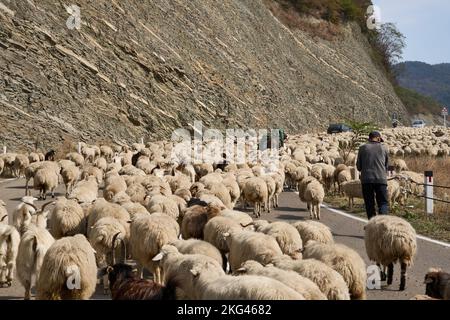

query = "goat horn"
(119, 238), (127, 263)
(40, 201), (56, 212)
(240, 222), (254, 228)
(0, 215), (7, 222)
(22, 202), (38, 211)
(111, 232), (121, 265)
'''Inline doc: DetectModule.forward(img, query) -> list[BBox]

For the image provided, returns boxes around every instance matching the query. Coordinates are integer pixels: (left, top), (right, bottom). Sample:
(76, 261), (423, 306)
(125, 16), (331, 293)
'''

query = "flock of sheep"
(0, 126), (449, 300)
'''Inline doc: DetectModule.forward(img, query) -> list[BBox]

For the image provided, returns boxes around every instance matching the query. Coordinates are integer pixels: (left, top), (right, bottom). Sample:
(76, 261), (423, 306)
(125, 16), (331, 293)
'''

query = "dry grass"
(54, 137), (77, 161)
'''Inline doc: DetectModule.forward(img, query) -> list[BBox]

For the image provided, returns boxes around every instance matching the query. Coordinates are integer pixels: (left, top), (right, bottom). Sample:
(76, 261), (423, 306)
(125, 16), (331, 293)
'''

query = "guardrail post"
(2, 146), (6, 154)
(424, 171), (433, 215)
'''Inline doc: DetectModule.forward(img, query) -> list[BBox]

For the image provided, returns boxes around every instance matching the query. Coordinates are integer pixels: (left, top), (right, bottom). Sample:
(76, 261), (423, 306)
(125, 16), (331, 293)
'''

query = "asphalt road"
(0, 177), (449, 300)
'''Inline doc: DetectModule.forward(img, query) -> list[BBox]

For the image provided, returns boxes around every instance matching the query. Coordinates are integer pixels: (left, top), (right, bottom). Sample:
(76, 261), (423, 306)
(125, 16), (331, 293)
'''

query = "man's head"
(368, 131), (384, 143)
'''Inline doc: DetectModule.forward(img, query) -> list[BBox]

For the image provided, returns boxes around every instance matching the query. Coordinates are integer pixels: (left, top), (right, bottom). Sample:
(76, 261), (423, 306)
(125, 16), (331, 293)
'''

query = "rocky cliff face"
(0, 0), (406, 150)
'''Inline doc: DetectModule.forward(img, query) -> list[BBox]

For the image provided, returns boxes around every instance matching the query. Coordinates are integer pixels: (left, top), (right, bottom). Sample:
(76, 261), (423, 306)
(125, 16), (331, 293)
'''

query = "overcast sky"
(372, 0), (450, 65)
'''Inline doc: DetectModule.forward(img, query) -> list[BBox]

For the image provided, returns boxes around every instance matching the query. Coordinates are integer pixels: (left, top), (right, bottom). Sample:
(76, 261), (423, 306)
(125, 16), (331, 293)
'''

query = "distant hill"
(395, 61), (450, 110)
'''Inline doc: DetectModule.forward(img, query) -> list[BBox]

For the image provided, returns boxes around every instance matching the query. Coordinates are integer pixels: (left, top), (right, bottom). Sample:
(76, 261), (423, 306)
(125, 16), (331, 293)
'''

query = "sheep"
(66, 152), (85, 167)
(387, 178), (403, 206)
(81, 146), (96, 163)
(234, 260), (326, 300)
(33, 167), (59, 200)
(192, 265), (305, 300)
(391, 158), (408, 173)
(219, 209), (253, 227)
(16, 224), (55, 299)
(303, 179), (325, 220)
(164, 174), (191, 193)
(0, 224), (20, 287)
(104, 173), (127, 201)
(269, 172), (284, 207)
(36, 234), (98, 300)
(302, 241), (367, 300)
(24, 161), (60, 196)
(221, 175), (240, 208)
(170, 239), (223, 267)
(292, 220), (334, 245)
(87, 198), (130, 234)
(203, 216), (243, 270)
(0, 200), (8, 225)
(13, 154), (30, 177)
(341, 180), (363, 209)
(12, 196), (39, 233)
(271, 256), (350, 300)
(60, 162), (80, 196)
(153, 245), (304, 300)
(250, 220), (303, 259)
(337, 169), (352, 193)
(48, 198), (86, 239)
(364, 215), (417, 291)
(180, 203), (222, 240)
(99, 263), (176, 300)
(424, 268), (450, 300)
(260, 175), (276, 213)
(94, 157), (108, 172)
(81, 165), (103, 185)
(146, 194), (180, 220)
(28, 152), (40, 163)
(201, 182), (232, 210)
(129, 213), (179, 284)
(224, 229), (283, 272)
(68, 176), (99, 204)
(100, 145), (114, 162)
(241, 177), (268, 218)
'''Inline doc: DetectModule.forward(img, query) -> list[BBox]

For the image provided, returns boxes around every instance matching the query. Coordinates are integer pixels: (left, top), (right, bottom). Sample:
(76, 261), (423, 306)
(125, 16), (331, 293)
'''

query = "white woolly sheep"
(234, 260), (326, 300)
(13, 154), (30, 177)
(130, 213), (179, 284)
(250, 220), (302, 259)
(292, 220), (334, 245)
(303, 179), (325, 220)
(33, 167), (59, 200)
(68, 176), (99, 204)
(36, 234), (98, 300)
(341, 180), (363, 209)
(224, 229), (283, 272)
(60, 161), (80, 196)
(49, 198), (86, 239)
(271, 256), (350, 300)
(303, 241), (367, 300)
(170, 238), (223, 267)
(16, 224), (55, 299)
(241, 177), (269, 218)
(0, 224), (20, 287)
(66, 152), (85, 167)
(364, 215), (417, 291)
(153, 245), (304, 300)
(146, 194), (180, 220)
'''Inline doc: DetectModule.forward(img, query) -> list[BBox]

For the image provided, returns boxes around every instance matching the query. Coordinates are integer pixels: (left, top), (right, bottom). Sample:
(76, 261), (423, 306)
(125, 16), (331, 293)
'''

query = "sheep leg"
(25, 179), (29, 196)
(399, 262), (407, 291)
(221, 252), (228, 272)
(387, 263), (394, 285)
(317, 204), (321, 220)
(154, 266), (161, 285)
(23, 279), (31, 300)
(378, 263), (386, 281)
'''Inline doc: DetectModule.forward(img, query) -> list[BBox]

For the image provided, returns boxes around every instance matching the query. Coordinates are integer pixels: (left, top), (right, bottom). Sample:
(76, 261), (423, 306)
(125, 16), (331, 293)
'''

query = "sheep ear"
(190, 268), (199, 277)
(152, 252), (164, 261)
(106, 266), (114, 274)
(236, 267), (246, 273)
(424, 277), (434, 284)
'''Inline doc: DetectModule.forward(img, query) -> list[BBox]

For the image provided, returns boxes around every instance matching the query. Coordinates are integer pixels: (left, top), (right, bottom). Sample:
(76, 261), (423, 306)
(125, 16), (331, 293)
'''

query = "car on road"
(327, 123), (352, 134)
(412, 120), (426, 128)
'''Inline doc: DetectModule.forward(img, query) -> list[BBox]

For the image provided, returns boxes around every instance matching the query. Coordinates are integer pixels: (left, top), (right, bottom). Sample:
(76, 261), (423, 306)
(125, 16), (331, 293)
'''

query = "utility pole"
(442, 107), (448, 128)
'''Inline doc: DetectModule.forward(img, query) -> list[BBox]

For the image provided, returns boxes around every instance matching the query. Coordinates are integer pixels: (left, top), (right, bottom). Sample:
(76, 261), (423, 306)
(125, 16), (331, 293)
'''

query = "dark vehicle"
(327, 124), (352, 134)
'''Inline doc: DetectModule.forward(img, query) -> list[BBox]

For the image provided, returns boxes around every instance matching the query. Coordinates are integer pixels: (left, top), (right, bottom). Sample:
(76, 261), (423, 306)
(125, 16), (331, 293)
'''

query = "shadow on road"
(275, 206), (307, 213)
(274, 214), (306, 221)
(332, 233), (365, 240)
